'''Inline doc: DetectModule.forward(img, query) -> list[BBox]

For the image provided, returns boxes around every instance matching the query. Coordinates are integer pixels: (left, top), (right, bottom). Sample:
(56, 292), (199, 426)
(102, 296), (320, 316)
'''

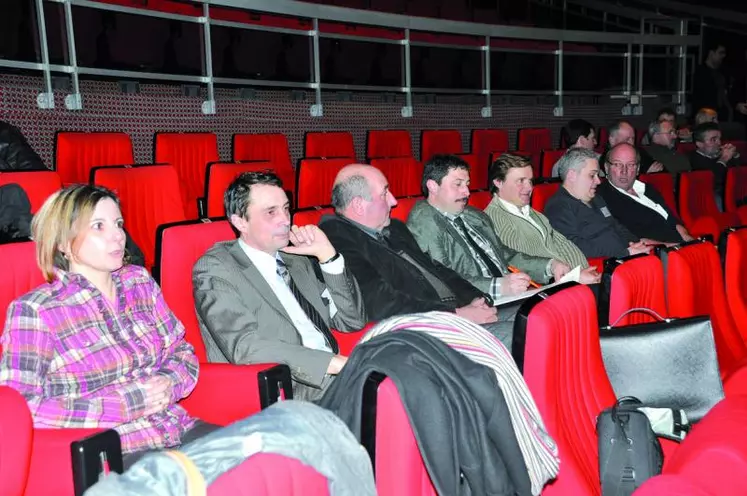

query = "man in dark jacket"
(545, 148), (652, 259)
(319, 164), (507, 342)
(598, 143), (693, 244)
(0, 121), (45, 171)
(689, 122), (740, 211)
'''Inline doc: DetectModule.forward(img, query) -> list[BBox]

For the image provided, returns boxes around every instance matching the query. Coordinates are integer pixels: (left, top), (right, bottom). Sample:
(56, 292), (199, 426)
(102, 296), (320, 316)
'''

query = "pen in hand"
(507, 265), (542, 289)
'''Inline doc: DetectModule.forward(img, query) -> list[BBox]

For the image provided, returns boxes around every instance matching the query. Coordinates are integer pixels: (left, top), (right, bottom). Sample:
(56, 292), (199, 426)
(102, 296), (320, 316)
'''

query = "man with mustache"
(407, 154), (561, 305)
(193, 171), (367, 401)
(544, 147), (651, 259)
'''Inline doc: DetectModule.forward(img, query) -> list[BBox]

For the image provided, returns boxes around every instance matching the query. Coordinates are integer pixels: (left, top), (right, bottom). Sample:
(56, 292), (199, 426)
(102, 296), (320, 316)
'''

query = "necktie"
(276, 258), (339, 354)
(453, 216), (504, 278)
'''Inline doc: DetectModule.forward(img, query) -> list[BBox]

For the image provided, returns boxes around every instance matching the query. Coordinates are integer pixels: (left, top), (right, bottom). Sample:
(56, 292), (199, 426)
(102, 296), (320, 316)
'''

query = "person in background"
(689, 122), (740, 211)
(600, 120), (663, 173)
(642, 119), (691, 174)
(552, 119), (597, 176)
(0, 185), (212, 468)
(692, 42), (730, 122)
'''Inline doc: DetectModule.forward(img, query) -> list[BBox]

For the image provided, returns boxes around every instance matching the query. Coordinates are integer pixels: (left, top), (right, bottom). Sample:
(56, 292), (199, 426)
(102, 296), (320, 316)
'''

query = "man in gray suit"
(193, 171), (367, 402)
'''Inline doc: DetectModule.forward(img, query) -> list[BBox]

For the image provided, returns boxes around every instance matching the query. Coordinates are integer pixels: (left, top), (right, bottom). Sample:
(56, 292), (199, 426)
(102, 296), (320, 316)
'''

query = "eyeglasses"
(607, 162), (638, 171)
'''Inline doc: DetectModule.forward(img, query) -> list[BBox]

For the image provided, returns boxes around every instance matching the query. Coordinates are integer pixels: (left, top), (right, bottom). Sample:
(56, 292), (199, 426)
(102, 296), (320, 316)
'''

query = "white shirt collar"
(497, 196), (532, 217)
(609, 179), (645, 198)
(238, 238), (280, 282)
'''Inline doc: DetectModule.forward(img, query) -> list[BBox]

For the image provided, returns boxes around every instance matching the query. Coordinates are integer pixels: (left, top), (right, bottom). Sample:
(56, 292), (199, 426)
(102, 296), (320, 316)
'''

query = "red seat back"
(367, 130), (413, 159)
(93, 165), (186, 270)
(155, 219), (235, 361)
(605, 255), (667, 326)
(678, 170), (721, 225)
(676, 142), (696, 155)
(540, 149), (566, 178)
(0, 170), (62, 213)
(725, 166), (747, 212)
(305, 131), (355, 159)
(728, 140), (747, 164)
(517, 127), (552, 153)
(531, 181), (560, 213)
(596, 127), (608, 152)
(639, 172), (678, 214)
(663, 242), (746, 379)
(232, 133), (296, 194)
(293, 207), (335, 226)
(366, 376), (437, 495)
(371, 157), (423, 198)
(472, 129), (509, 179)
(155, 133), (219, 219)
(55, 132), (134, 185)
(420, 130), (463, 163)
(296, 158), (352, 209)
(0, 241), (45, 350)
(468, 190), (491, 210)
(0, 386), (33, 496)
(390, 196), (422, 223)
(205, 162), (274, 218)
(725, 228), (747, 339)
(208, 453), (330, 495)
(520, 284), (616, 495)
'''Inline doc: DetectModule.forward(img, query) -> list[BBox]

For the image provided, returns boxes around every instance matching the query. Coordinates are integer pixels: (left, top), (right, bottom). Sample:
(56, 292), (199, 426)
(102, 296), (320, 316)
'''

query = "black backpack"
(0, 183), (32, 243)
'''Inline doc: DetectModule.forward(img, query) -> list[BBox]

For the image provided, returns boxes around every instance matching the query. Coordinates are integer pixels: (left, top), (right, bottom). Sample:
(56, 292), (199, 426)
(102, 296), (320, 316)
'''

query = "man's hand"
(647, 161), (665, 173)
(720, 143), (737, 163)
(627, 241), (652, 256)
(141, 375), (174, 417)
(737, 103), (747, 115)
(550, 259), (570, 281)
(499, 272), (531, 296)
(677, 128), (692, 140)
(280, 225), (337, 263)
(579, 267), (601, 285)
(326, 355), (348, 375)
(456, 297), (498, 325)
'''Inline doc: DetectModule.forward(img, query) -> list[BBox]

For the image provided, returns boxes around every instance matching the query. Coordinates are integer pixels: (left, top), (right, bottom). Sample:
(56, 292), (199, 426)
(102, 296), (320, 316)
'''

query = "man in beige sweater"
(484, 153), (601, 285)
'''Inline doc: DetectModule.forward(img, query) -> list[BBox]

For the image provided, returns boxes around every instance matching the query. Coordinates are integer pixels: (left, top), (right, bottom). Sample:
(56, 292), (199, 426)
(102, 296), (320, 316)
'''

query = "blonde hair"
(32, 184), (121, 282)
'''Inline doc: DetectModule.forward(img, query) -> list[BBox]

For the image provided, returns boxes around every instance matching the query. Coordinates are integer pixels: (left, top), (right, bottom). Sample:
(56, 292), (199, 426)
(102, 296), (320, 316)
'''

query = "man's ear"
(229, 214), (247, 234)
(426, 178), (439, 197)
(492, 178), (503, 192)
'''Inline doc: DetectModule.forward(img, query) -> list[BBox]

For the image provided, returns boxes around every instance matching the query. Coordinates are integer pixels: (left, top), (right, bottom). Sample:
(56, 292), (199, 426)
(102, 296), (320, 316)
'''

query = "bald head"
(607, 142), (639, 164)
(605, 143), (640, 192)
(332, 163), (397, 231)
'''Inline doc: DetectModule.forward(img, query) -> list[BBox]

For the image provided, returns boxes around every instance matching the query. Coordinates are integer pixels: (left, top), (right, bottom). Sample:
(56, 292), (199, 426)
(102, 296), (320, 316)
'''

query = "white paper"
(492, 265), (582, 307)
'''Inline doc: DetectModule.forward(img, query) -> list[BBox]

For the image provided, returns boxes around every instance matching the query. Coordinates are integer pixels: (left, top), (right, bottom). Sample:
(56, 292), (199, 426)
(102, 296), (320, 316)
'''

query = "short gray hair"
(555, 147), (599, 181)
(331, 174), (372, 212)
(647, 120), (663, 140)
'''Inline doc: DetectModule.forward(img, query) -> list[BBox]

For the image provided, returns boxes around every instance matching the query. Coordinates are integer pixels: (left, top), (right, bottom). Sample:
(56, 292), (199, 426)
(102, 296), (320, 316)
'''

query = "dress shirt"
(0, 264), (199, 454)
(239, 239), (343, 352)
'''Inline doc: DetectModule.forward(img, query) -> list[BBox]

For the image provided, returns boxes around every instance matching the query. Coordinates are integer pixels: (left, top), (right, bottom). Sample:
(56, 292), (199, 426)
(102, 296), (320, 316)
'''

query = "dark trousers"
(122, 420), (221, 471)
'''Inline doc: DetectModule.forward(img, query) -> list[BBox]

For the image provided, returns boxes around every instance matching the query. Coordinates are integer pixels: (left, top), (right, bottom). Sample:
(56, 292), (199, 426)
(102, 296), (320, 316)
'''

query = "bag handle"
(607, 307), (671, 329)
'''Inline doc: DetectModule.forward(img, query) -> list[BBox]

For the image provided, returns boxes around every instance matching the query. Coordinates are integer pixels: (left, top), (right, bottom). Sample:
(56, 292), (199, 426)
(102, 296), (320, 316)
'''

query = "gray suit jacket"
(407, 201), (551, 292)
(193, 240), (367, 397)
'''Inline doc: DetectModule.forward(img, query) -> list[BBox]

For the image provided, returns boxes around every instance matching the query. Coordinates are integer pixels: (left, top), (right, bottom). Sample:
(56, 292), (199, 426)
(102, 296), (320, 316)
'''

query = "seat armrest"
(332, 324), (375, 356)
(180, 363), (291, 425)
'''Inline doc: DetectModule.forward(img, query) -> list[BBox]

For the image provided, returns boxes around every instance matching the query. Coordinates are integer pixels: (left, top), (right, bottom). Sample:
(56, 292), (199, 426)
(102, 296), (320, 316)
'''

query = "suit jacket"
(192, 240), (367, 394)
(545, 186), (639, 259)
(688, 150), (738, 196)
(597, 181), (684, 243)
(406, 201), (551, 291)
(319, 214), (485, 321)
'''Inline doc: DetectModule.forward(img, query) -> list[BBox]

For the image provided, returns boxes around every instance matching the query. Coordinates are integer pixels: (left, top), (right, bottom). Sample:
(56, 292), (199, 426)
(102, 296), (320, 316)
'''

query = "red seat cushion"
(606, 254), (667, 326)
(530, 181), (560, 213)
(155, 133), (219, 220)
(208, 453), (330, 495)
(471, 129), (509, 177)
(0, 386), (33, 496)
(639, 172), (678, 215)
(468, 190), (491, 210)
(540, 149), (566, 178)
(55, 132), (134, 185)
(292, 207), (334, 226)
(368, 130), (413, 159)
(725, 166), (747, 212)
(0, 171), (62, 213)
(0, 241), (45, 339)
(390, 196), (423, 223)
(93, 165), (186, 270)
(517, 127), (552, 154)
(420, 130), (463, 163)
(724, 228), (747, 341)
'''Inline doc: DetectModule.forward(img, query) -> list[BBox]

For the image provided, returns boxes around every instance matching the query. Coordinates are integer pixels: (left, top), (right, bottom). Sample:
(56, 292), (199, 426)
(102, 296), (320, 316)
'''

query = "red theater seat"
(0, 241), (45, 335)
(471, 129), (509, 174)
(678, 170), (740, 240)
(367, 130), (413, 159)
(92, 164), (187, 270)
(55, 131), (134, 186)
(233, 133), (296, 195)
(305, 131), (355, 159)
(530, 180), (560, 213)
(517, 127), (552, 153)
(372, 157), (423, 198)
(468, 190), (491, 210)
(639, 172), (678, 215)
(293, 206), (334, 226)
(601, 254), (668, 326)
(540, 148), (566, 178)
(0, 385), (33, 496)
(296, 158), (351, 209)
(208, 453), (330, 495)
(205, 162), (274, 218)
(725, 166), (747, 213)
(390, 196), (422, 223)
(155, 132), (219, 219)
(723, 227), (747, 351)
(420, 129), (463, 163)
(0, 170), (62, 213)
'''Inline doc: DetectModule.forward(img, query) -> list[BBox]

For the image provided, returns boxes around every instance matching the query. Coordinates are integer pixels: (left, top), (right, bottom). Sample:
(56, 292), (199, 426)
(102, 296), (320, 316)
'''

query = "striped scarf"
(360, 311), (559, 495)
